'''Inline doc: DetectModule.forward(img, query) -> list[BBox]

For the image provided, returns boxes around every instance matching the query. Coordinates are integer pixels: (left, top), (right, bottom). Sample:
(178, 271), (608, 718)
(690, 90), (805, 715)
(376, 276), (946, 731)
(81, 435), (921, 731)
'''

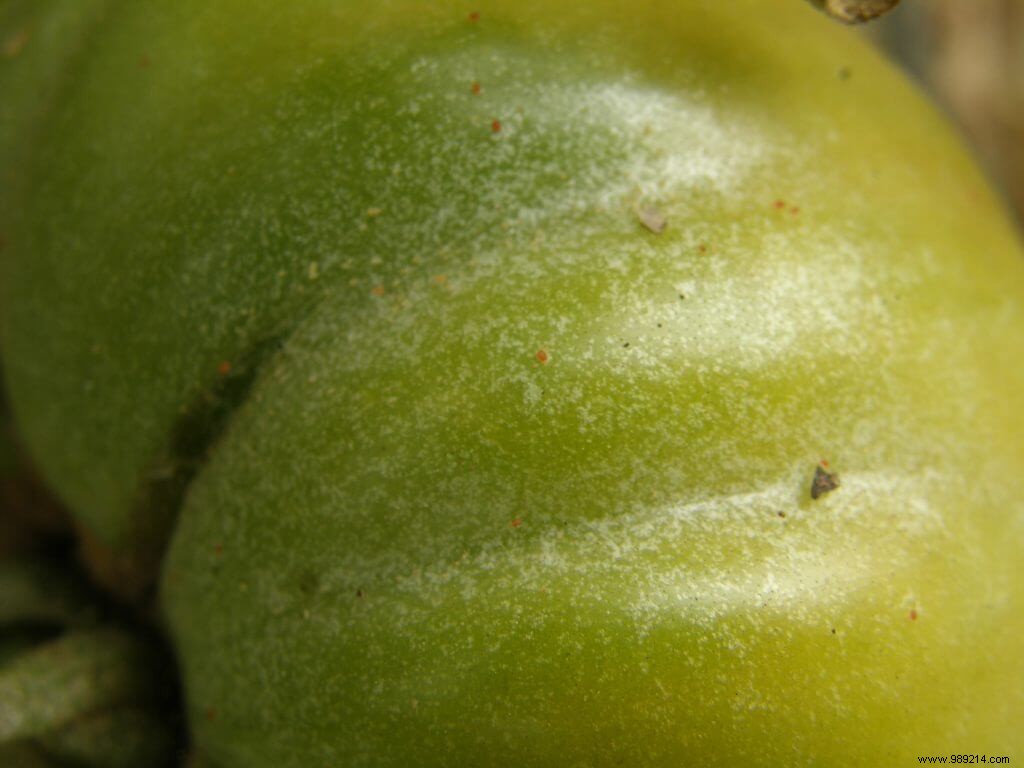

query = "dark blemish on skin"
(831, 628), (836, 634)
(298, 570), (321, 597)
(471, 81), (481, 95)
(535, 349), (549, 364)
(468, 11), (480, 22)
(491, 119), (502, 133)
(811, 464), (840, 499)
(909, 609), (918, 621)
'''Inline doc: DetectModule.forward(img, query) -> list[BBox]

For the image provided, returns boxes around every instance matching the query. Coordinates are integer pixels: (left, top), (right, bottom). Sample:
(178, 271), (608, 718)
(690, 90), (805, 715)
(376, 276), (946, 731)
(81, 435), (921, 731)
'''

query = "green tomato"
(2, 0), (1023, 765)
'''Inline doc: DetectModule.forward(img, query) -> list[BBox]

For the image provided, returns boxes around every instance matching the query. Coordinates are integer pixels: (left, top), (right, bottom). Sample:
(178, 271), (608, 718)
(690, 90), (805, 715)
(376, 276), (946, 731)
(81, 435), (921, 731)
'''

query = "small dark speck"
(678, 294), (686, 300)
(356, 589), (364, 598)
(777, 510), (786, 518)
(657, 323), (662, 328)
(623, 342), (630, 348)
(838, 66), (852, 81)
(811, 465), (840, 500)
(831, 628), (836, 634)
(298, 570), (321, 596)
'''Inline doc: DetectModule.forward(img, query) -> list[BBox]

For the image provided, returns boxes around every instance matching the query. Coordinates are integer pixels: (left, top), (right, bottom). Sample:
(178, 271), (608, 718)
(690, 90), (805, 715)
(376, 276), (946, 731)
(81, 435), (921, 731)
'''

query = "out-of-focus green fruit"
(2, 1), (1023, 765)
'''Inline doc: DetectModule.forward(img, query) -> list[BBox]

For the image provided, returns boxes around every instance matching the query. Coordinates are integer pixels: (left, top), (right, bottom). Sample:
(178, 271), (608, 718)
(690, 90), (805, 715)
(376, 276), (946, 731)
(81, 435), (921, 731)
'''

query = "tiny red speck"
(491, 119), (502, 133)
(217, 361), (232, 376)
(790, 205), (800, 215)
(774, 199), (786, 210)
(471, 81), (481, 95)
(468, 11), (480, 21)
(909, 609), (918, 621)
(536, 349), (548, 364)
(205, 708), (217, 722)
(511, 518), (522, 528)
(214, 543), (223, 556)
(821, 459), (830, 468)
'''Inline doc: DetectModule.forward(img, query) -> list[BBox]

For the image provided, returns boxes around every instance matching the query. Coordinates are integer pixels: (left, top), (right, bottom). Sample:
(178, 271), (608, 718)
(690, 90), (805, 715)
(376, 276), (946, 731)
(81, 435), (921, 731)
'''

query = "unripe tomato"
(2, 1), (1023, 765)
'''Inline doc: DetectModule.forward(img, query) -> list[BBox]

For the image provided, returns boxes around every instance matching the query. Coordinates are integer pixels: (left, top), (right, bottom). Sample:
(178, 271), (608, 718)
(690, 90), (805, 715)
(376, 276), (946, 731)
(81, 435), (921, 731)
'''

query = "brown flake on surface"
(810, 464), (840, 499)
(2, 29), (29, 59)
(637, 205), (667, 234)
(809, 0), (902, 24)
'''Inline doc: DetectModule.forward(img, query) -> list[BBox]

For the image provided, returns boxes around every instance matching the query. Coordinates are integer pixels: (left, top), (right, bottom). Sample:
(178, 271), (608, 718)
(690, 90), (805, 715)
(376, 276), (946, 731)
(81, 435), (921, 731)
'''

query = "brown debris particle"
(205, 708), (217, 722)
(811, 464), (840, 500)
(371, 285), (386, 297)
(777, 510), (787, 518)
(909, 609), (918, 621)
(535, 349), (549, 364)
(213, 543), (224, 556)
(471, 81), (481, 95)
(491, 119), (502, 133)
(773, 199), (786, 210)
(790, 205), (800, 215)
(217, 360), (232, 376)
(2, 29), (29, 59)
(810, 0), (902, 24)
(433, 274), (448, 285)
(356, 589), (364, 598)
(468, 11), (480, 22)
(510, 518), (522, 528)
(637, 205), (667, 234)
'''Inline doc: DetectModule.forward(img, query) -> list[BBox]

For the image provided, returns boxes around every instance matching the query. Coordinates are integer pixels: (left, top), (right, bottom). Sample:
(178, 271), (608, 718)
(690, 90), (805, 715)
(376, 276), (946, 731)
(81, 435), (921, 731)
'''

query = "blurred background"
(868, 0), (1024, 226)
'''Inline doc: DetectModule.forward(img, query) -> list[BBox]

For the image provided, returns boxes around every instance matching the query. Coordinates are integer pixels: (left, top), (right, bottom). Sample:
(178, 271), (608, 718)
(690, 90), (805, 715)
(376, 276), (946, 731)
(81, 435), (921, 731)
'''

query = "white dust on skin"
(199, 46), (968, 654)
(293, 467), (950, 644)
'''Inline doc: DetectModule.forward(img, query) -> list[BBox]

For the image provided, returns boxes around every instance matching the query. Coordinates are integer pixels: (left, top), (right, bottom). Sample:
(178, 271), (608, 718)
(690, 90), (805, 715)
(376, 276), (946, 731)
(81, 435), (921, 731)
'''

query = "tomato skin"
(2, 1), (1024, 765)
